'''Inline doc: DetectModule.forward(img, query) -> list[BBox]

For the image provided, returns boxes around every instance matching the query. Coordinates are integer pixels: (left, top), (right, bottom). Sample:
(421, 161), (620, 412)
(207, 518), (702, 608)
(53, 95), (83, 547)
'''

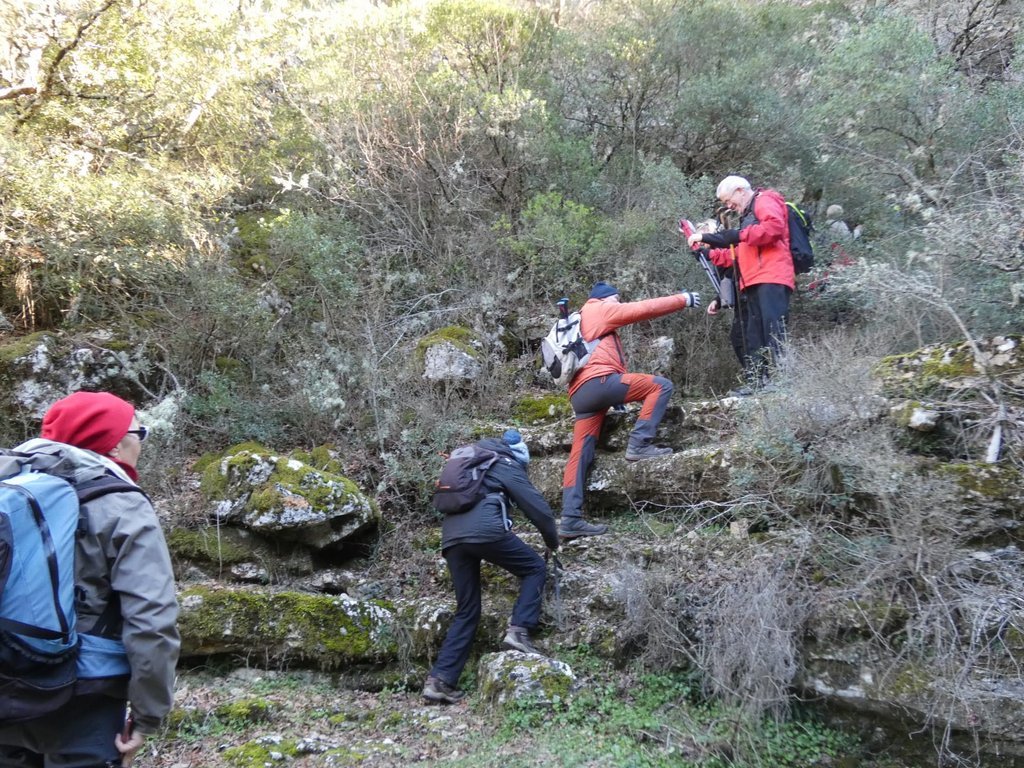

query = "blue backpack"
(0, 451), (135, 723)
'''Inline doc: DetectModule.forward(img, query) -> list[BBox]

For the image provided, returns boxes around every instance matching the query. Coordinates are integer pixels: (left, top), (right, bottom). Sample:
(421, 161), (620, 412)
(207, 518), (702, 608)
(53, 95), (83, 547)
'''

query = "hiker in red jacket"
(687, 175), (794, 395)
(560, 282), (700, 539)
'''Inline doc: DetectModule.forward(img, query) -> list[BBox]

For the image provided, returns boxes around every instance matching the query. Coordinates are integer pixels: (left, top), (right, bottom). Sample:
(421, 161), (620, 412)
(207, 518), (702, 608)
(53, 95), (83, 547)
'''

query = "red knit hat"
(41, 391), (135, 455)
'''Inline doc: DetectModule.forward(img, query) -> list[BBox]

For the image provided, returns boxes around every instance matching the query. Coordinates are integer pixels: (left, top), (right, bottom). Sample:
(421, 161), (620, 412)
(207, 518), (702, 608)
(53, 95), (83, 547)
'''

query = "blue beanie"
(501, 429), (530, 466)
(589, 281), (619, 299)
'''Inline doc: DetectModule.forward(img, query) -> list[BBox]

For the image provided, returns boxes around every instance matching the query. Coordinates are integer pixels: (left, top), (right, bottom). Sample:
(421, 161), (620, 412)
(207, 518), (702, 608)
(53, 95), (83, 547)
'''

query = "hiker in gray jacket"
(422, 430), (560, 705)
(0, 391), (179, 768)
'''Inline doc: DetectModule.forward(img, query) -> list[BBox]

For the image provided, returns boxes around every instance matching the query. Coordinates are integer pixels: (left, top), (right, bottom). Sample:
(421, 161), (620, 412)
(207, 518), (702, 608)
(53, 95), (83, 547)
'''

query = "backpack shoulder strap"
(71, 474), (143, 637)
(786, 200), (810, 227)
(74, 474), (148, 504)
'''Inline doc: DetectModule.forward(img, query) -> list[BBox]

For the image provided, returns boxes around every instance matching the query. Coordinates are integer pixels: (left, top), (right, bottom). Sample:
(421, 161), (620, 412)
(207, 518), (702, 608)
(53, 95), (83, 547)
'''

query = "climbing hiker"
(560, 281), (700, 539)
(687, 175), (794, 395)
(423, 430), (560, 705)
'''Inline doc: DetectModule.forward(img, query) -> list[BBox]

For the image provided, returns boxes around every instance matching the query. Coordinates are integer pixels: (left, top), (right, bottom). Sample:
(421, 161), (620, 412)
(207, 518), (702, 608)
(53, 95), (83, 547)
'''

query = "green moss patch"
(415, 325), (481, 363)
(513, 393), (571, 424)
(214, 697), (276, 725)
(938, 462), (1023, 505)
(222, 737), (298, 767)
(166, 527), (254, 565)
(0, 331), (50, 369)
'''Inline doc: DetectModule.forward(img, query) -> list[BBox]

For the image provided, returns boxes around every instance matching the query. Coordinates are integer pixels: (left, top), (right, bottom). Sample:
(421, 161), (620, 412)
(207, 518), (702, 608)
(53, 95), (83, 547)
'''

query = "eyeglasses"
(126, 426), (149, 442)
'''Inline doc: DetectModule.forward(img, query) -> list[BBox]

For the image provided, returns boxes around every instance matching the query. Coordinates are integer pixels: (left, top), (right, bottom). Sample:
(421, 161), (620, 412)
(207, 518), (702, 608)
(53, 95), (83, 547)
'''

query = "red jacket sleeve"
(582, 294), (689, 339)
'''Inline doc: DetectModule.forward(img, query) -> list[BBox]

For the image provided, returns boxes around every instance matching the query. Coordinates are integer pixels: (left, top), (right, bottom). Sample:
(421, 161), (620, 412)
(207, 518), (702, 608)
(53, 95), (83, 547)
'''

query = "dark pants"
(561, 372), (673, 519)
(0, 694), (125, 768)
(742, 283), (791, 382)
(430, 536), (546, 687)
(729, 299), (747, 368)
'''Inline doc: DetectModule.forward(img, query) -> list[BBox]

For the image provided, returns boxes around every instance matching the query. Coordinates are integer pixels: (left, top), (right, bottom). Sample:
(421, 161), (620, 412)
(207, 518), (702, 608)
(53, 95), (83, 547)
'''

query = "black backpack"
(431, 444), (500, 515)
(785, 201), (815, 274)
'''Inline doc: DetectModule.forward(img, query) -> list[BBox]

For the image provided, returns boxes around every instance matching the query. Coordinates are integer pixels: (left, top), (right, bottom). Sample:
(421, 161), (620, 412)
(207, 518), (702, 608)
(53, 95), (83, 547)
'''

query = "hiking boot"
(422, 676), (466, 704)
(625, 444), (673, 462)
(501, 625), (543, 655)
(559, 518), (609, 539)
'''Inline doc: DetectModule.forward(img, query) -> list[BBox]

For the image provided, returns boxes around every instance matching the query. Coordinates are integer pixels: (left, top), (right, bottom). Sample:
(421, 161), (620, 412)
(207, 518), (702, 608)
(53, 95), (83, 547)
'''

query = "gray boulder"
(477, 651), (577, 707)
(203, 448), (379, 550)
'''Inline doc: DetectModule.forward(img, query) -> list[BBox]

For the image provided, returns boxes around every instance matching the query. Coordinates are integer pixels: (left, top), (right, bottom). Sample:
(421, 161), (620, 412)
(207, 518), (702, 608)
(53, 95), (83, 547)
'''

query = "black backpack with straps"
(431, 443), (501, 515)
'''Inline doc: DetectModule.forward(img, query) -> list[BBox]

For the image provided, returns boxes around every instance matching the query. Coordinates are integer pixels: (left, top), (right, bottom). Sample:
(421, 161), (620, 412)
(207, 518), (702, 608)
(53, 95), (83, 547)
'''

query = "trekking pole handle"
(556, 297), (569, 319)
(678, 219), (702, 252)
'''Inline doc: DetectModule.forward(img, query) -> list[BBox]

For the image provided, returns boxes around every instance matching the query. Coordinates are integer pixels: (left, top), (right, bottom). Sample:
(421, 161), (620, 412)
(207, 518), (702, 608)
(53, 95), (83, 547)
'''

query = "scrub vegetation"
(2, 0), (1022, 765)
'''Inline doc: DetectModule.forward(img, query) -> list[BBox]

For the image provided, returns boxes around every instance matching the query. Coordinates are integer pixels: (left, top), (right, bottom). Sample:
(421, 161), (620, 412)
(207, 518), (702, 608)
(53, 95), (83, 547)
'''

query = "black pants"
(728, 301), (747, 368)
(0, 694), (125, 767)
(429, 536), (546, 687)
(742, 283), (791, 381)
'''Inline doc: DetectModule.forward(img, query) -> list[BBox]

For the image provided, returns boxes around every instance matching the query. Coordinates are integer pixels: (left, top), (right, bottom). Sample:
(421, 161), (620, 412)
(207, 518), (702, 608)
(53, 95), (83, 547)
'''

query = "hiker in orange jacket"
(559, 282), (700, 539)
(687, 175), (794, 395)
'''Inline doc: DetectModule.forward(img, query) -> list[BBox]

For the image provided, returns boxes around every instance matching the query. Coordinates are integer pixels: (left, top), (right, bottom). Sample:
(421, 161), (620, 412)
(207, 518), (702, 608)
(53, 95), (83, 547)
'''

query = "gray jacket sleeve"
(90, 491), (180, 734)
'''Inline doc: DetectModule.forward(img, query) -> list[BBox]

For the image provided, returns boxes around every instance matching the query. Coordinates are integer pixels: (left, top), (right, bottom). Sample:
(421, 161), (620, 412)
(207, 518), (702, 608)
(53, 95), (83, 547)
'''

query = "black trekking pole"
(679, 219), (722, 297)
(545, 548), (564, 629)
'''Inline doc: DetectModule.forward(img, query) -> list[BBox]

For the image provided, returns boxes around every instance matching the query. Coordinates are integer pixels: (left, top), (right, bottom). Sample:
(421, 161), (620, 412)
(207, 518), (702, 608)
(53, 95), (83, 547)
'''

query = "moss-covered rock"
(512, 393), (572, 424)
(0, 330), (154, 421)
(177, 585), (399, 668)
(527, 444), (734, 514)
(875, 335), (1023, 401)
(477, 650), (577, 707)
(166, 525), (315, 583)
(415, 325), (482, 363)
(199, 447), (379, 550)
(419, 326), (485, 383)
(166, 526), (255, 566)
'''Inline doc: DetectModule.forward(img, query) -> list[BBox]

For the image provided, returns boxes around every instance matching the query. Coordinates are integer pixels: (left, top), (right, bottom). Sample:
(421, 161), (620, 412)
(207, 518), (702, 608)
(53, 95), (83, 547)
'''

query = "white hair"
(716, 175), (751, 198)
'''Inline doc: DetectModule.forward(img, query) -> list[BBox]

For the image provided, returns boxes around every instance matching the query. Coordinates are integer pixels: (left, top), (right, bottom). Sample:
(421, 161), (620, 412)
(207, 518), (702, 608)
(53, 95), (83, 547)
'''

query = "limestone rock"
(202, 448), (379, 550)
(419, 326), (484, 383)
(177, 585), (398, 667)
(477, 651), (577, 706)
(0, 331), (153, 420)
(422, 341), (481, 382)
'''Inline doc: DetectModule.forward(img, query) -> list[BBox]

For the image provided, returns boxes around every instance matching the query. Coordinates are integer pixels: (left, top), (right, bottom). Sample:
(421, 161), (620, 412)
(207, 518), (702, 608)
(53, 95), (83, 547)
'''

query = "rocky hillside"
(1, 331), (1021, 767)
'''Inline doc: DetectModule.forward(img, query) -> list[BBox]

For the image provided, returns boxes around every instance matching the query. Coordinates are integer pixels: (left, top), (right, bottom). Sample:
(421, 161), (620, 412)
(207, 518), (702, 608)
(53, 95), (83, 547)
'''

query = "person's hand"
(707, 298), (720, 315)
(687, 232), (704, 248)
(681, 292), (701, 309)
(115, 727), (145, 767)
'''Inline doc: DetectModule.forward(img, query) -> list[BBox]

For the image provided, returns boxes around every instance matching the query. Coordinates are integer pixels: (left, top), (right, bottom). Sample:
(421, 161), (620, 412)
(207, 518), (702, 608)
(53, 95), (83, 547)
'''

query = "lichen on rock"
(199, 445), (379, 550)
(177, 585), (399, 668)
(477, 650), (577, 707)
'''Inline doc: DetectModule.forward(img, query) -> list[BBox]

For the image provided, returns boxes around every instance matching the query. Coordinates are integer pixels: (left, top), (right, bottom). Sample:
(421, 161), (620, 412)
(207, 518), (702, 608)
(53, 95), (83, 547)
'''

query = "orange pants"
(561, 372), (673, 519)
